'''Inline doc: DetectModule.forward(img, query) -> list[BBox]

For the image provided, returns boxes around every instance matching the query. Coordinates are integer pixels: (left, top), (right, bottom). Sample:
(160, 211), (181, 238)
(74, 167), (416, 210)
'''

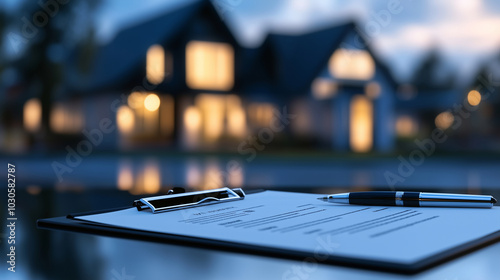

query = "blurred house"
(259, 24), (398, 152)
(21, 0), (401, 153)
(63, 1), (261, 150)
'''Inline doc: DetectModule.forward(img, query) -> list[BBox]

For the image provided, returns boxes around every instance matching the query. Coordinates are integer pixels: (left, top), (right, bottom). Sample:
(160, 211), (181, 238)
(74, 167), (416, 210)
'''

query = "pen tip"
(493, 197), (497, 204)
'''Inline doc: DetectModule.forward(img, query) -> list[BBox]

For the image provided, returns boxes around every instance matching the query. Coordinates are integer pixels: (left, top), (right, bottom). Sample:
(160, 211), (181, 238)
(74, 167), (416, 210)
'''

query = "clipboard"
(37, 188), (500, 275)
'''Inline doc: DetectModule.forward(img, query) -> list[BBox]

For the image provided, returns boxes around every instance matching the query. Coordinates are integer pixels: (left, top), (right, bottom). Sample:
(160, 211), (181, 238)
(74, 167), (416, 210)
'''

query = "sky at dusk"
(4, 0), (500, 83)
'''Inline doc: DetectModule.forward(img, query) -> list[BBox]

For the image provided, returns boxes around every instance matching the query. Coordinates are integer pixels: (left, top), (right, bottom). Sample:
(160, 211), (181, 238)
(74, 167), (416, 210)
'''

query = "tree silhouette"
(10, 0), (101, 146)
(411, 48), (455, 90)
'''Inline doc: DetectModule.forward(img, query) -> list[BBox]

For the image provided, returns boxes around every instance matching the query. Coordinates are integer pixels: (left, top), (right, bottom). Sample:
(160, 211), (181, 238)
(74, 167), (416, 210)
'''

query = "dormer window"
(329, 49), (375, 80)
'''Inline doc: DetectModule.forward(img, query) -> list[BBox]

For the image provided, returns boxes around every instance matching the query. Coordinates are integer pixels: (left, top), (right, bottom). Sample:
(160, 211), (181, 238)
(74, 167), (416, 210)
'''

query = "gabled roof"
(65, 1), (399, 98)
(263, 23), (353, 95)
(65, 1), (206, 93)
(257, 22), (399, 97)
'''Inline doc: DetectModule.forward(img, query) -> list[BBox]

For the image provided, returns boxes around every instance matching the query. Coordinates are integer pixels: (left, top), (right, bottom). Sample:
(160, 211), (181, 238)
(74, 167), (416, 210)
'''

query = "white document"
(76, 191), (500, 264)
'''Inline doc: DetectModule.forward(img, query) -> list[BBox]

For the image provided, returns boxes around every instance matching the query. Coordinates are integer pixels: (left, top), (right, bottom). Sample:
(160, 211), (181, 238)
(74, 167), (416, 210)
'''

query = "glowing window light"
(50, 104), (66, 133)
(50, 103), (84, 134)
(146, 44), (165, 85)
(226, 95), (246, 138)
(23, 98), (42, 132)
(184, 106), (202, 149)
(116, 105), (135, 134)
(395, 116), (417, 137)
(435, 112), (454, 130)
(128, 92), (145, 109)
(186, 41), (234, 91)
(467, 90), (481, 106)
(329, 49), (375, 80)
(184, 106), (202, 133)
(312, 78), (337, 99)
(144, 93), (160, 112)
(196, 94), (225, 141)
(350, 95), (373, 153)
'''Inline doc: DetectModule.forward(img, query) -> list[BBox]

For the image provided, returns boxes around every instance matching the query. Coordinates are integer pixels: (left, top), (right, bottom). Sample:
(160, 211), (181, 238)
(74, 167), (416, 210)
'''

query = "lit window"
(467, 90), (481, 106)
(226, 95), (246, 137)
(195, 94), (226, 141)
(183, 94), (246, 148)
(350, 95), (373, 152)
(146, 45), (165, 85)
(329, 49), (375, 80)
(24, 98), (41, 132)
(312, 78), (337, 99)
(116, 105), (135, 134)
(183, 106), (202, 149)
(186, 41), (234, 90)
(123, 92), (174, 137)
(435, 112), (454, 130)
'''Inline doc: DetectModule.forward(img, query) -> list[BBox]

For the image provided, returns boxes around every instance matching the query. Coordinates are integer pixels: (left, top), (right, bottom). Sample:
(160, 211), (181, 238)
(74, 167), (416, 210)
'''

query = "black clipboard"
(37, 189), (500, 275)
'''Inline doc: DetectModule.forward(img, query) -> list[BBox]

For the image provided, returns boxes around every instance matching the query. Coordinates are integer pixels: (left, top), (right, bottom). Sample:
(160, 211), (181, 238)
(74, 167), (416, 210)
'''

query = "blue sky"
(4, 0), (500, 83)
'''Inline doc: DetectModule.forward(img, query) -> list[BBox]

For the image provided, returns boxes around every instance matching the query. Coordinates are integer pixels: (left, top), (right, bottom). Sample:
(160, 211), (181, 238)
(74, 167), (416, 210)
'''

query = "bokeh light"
(144, 93), (161, 112)
(467, 90), (481, 106)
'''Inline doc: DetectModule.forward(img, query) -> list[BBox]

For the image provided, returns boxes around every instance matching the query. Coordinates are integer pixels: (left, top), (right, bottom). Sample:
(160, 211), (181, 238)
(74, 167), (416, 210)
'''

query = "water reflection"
(183, 159), (245, 190)
(117, 161), (133, 191)
(116, 158), (245, 194)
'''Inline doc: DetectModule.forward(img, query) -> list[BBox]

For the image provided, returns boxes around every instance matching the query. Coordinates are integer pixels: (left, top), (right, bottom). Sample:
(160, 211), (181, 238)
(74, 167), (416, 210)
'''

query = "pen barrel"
(419, 193), (494, 208)
(347, 192), (495, 208)
(349, 191), (399, 206)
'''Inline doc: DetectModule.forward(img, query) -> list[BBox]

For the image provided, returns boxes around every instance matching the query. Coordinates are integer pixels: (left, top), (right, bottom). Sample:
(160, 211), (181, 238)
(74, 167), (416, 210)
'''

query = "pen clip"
(133, 187), (245, 213)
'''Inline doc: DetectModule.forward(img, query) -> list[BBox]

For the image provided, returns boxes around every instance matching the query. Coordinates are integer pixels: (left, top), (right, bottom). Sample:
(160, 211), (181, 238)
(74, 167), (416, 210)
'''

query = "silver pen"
(318, 191), (497, 208)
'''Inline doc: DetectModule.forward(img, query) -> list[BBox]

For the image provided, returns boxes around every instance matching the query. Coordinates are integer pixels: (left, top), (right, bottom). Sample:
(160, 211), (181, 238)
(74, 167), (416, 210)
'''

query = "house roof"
(65, 1), (204, 93)
(256, 22), (399, 97)
(65, 1), (398, 99)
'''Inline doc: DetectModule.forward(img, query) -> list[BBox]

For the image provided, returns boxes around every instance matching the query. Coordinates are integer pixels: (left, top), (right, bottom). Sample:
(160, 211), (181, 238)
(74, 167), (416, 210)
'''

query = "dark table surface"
(3, 186), (500, 280)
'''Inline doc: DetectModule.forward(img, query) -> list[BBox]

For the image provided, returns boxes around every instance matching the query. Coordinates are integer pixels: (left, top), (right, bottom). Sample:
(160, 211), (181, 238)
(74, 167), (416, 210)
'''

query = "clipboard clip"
(133, 187), (246, 213)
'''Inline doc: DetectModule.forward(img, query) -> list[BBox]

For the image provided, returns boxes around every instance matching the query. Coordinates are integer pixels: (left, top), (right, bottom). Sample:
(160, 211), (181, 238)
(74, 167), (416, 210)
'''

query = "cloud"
(371, 0), (500, 81)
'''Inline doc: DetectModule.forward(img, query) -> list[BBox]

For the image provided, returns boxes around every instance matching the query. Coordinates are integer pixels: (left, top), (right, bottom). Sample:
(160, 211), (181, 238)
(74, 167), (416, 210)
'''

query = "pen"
(318, 191), (497, 208)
